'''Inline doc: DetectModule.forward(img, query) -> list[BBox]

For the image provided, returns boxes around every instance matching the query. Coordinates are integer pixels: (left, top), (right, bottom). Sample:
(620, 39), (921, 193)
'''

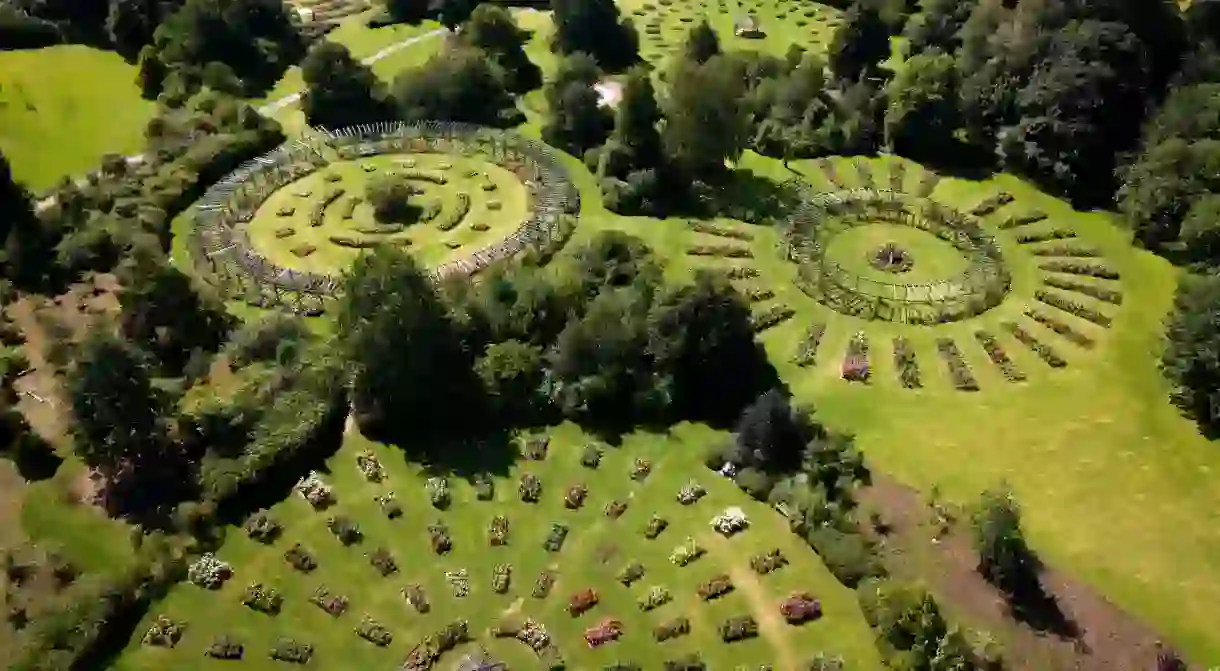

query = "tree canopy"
(392, 45), (523, 126)
(462, 4), (541, 92)
(301, 41), (393, 129)
(551, 0), (638, 72)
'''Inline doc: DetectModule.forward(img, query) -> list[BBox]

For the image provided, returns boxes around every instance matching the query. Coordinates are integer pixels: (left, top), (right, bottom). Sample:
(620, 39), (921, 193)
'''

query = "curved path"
(33, 27), (447, 212)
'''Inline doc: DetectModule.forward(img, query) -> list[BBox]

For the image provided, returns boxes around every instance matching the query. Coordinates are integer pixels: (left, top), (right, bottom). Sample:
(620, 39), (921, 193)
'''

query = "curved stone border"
(187, 121), (579, 314)
(782, 182), (1011, 325)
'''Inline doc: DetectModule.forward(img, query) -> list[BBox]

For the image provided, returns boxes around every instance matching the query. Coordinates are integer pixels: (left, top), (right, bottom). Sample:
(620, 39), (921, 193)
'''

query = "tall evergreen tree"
(542, 52), (611, 156)
(462, 4), (541, 92)
(662, 55), (747, 177)
(682, 20), (720, 65)
(551, 0), (639, 72)
(829, 3), (890, 83)
(0, 149), (55, 290)
(301, 41), (392, 129)
(883, 49), (960, 161)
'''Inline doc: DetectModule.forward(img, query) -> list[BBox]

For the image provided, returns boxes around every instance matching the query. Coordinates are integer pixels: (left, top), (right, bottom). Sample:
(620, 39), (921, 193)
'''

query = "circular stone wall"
(784, 185), (1011, 324)
(187, 122), (578, 315)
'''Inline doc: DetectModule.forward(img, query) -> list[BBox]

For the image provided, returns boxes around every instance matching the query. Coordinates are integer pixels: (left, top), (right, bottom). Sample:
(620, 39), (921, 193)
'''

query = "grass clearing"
(112, 423), (882, 669)
(0, 45), (155, 191)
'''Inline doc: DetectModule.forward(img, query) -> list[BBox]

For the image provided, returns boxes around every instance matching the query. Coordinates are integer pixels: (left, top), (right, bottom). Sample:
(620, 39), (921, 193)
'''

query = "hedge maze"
(187, 122), (578, 315)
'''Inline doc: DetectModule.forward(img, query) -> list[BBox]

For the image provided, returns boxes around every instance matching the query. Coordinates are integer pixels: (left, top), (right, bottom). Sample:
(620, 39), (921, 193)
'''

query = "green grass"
(0, 45), (156, 191)
(822, 222), (969, 284)
(246, 153), (530, 274)
(112, 423), (883, 669)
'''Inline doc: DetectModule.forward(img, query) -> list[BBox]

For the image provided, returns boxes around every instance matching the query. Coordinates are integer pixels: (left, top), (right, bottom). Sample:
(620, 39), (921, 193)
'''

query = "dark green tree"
(662, 55), (747, 178)
(599, 64), (662, 175)
(0, 149), (56, 290)
(682, 20), (720, 65)
(1162, 273), (1220, 436)
(301, 41), (392, 129)
(829, 3), (890, 83)
(902, 0), (976, 55)
(729, 389), (808, 473)
(383, 0), (429, 23)
(542, 52), (611, 157)
(475, 339), (545, 421)
(462, 4), (541, 92)
(435, 0), (476, 30)
(392, 46), (521, 125)
(551, 0), (638, 72)
(883, 49), (959, 161)
(970, 488), (1039, 598)
(335, 247), (483, 444)
(365, 176), (418, 224)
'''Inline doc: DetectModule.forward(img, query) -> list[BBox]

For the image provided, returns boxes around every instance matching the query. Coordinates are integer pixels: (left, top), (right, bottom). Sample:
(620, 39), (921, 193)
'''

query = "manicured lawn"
(246, 152), (530, 274)
(0, 45), (155, 191)
(112, 423), (882, 669)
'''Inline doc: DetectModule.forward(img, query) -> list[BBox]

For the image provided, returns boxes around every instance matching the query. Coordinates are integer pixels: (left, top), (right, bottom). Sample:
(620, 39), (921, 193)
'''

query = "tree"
(435, 0), (476, 29)
(682, 20), (720, 65)
(551, 0), (638, 72)
(1161, 273), (1220, 437)
(542, 52), (611, 157)
(365, 176), (419, 224)
(730, 389), (808, 473)
(883, 49), (959, 161)
(829, 3), (889, 83)
(107, 0), (182, 61)
(662, 55), (747, 178)
(902, 0), (976, 55)
(647, 273), (775, 423)
(0, 149), (56, 290)
(335, 247), (483, 444)
(392, 46), (521, 125)
(301, 42), (392, 129)
(66, 332), (183, 516)
(1119, 138), (1220, 248)
(462, 4), (540, 92)
(598, 65), (663, 177)
(970, 489), (1039, 598)
(1178, 194), (1220, 265)
(475, 339), (545, 421)
(383, 0), (429, 23)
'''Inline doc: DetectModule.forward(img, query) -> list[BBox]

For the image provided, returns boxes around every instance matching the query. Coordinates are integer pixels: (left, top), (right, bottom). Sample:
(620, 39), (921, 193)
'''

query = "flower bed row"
(935, 338), (979, 391)
(893, 336), (921, 389)
(750, 305), (795, 332)
(1039, 260), (1120, 280)
(435, 193), (471, 232)
(969, 191), (1014, 217)
(309, 187), (346, 227)
(492, 616), (564, 667)
(401, 169), (448, 185)
(1025, 309), (1095, 348)
(1042, 276), (1123, 304)
(723, 266), (759, 280)
(686, 244), (754, 259)
(746, 287), (775, 303)
(1004, 321), (1067, 367)
(842, 332), (869, 382)
(1029, 244), (1101, 258)
(996, 210), (1048, 230)
(793, 323), (825, 367)
(690, 221), (753, 241)
(1034, 290), (1112, 327)
(973, 331), (1026, 382)
(403, 620), (470, 671)
(1016, 229), (1076, 244)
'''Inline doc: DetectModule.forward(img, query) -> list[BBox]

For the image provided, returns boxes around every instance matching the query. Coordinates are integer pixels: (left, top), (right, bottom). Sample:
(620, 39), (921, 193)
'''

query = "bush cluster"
(1039, 260), (1120, 280)
(1024, 310), (1095, 349)
(751, 305), (795, 332)
(892, 337), (921, 389)
(793, 324), (826, 367)
(935, 338), (979, 392)
(1034, 290), (1113, 327)
(1004, 322), (1067, 368)
(974, 331), (1026, 382)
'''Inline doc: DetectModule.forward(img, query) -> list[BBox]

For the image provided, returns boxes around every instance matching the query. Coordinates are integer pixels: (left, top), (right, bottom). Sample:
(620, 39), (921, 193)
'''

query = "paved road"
(34, 27), (446, 211)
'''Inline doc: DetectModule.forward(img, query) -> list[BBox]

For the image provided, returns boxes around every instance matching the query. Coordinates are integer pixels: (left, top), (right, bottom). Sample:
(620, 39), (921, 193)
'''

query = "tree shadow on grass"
(1001, 564), (1083, 642)
(413, 426), (521, 481)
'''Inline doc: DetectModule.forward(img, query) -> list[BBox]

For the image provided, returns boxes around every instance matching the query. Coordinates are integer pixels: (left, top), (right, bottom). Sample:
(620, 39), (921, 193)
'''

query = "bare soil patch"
(858, 475), (1176, 671)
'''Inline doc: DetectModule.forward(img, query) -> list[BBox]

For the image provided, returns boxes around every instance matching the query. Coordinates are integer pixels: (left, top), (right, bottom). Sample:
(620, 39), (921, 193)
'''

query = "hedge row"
(1041, 276), (1122, 305)
(1004, 321), (1067, 367)
(1034, 290), (1113, 327)
(1024, 309), (1095, 349)
(973, 331), (1026, 382)
(1039, 260), (1120, 279)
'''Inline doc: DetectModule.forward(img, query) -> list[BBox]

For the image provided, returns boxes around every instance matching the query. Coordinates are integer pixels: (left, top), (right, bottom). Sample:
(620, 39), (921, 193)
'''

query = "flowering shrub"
(270, 638), (313, 664)
(403, 583), (429, 613)
(429, 523), (452, 554)
(544, 523), (569, 552)
(653, 616), (690, 642)
(310, 586), (348, 617)
(356, 616), (393, 646)
(524, 436), (549, 460)
(974, 331), (1026, 382)
(564, 483), (588, 509)
(710, 507), (749, 536)
(584, 618), (624, 648)
(295, 471), (334, 509)
(630, 458), (651, 482)
(604, 499), (628, 519)
(242, 583), (283, 615)
(243, 510), (280, 544)
(532, 570), (555, 599)
(376, 492), (402, 519)
(676, 481), (705, 505)
(749, 549), (787, 575)
(697, 574), (733, 601)
(284, 544), (317, 573)
(427, 477), (450, 509)
(670, 538), (705, 567)
(488, 515), (509, 546)
(473, 473), (495, 500)
(581, 444), (602, 469)
(188, 553), (232, 589)
(644, 515), (668, 540)
(780, 592), (822, 624)
(1004, 321), (1067, 367)
(493, 564), (512, 593)
(718, 615), (758, 642)
(841, 332), (869, 382)
(356, 450), (385, 482)
(568, 588), (599, 617)
(519, 474), (542, 502)
(446, 569), (469, 597)
(328, 516), (362, 546)
(142, 615), (186, 647)
(936, 338), (979, 391)
(206, 635), (243, 660)
(369, 548), (397, 577)
(617, 561), (645, 586)
(638, 586), (671, 611)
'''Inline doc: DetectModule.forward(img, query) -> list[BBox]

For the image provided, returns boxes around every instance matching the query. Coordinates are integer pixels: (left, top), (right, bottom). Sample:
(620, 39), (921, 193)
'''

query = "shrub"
(447, 568), (471, 598)
(327, 516), (362, 545)
(524, 436), (549, 460)
(243, 510), (280, 544)
(188, 553), (232, 589)
(719, 615), (759, 642)
(1042, 276), (1122, 304)
(1039, 260), (1120, 279)
(471, 221), (490, 232)
(1016, 229), (1075, 244)
(519, 474), (542, 502)
(805, 653), (846, 670)
(644, 515), (668, 539)
(793, 324), (826, 367)
(936, 338), (978, 391)
(275, 226), (295, 239)
(893, 337), (921, 389)
(676, 481), (705, 504)
(473, 473), (495, 500)
(1025, 310), (1095, 348)
(429, 522), (452, 554)
(971, 489), (1039, 597)
(284, 544), (317, 573)
(780, 593), (822, 624)
(242, 583), (282, 615)
(751, 305), (795, 332)
(687, 244), (754, 258)
(532, 570), (556, 598)
(806, 528), (881, 587)
(436, 193), (472, 231)
(581, 444), (602, 469)
(841, 332), (869, 381)
(356, 616), (393, 646)
(142, 615), (186, 647)
(735, 467), (774, 500)
(369, 548), (397, 577)
(750, 549), (788, 575)
(206, 635), (243, 660)
(605, 500), (629, 518)
(974, 331), (1026, 382)
(427, 476), (451, 509)
(277, 205), (295, 217)
(670, 538), (705, 567)
(1004, 322), (1067, 367)
(295, 471), (334, 509)
(654, 617), (691, 642)
(356, 450), (385, 482)
(617, 561), (646, 585)
(493, 564), (512, 593)
(403, 584), (429, 613)
(630, 458), (652, 481)
(376, 492), (402, 519)
(691, 221), (753, 240)
(725, 267), (760, 280)
(696, 574), (733, 601)
(269, 638), (313, 664)
(638, 585), (672, 611)
(568, 588), (599, 616)
(1029, 244), (1100, 258)
(564, 483), (588, 509)
(584, 618), (624, 648)
(1035, 290), (1112, 327)
(544, 523), (569, 552)
(746, 287), (775, 302)
(996, 210), (1047, 229)
(969, 191), (1014, 217)
(489, 515), (509, 546)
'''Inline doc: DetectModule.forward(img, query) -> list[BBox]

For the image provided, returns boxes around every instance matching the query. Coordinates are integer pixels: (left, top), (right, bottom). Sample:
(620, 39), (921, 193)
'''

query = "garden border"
(187, 121), (579, 314)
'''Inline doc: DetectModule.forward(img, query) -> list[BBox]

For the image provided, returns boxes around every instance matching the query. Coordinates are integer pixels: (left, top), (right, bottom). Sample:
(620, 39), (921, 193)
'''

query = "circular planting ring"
(188, 122), (578, 314)
(783, 185), (1011, 325)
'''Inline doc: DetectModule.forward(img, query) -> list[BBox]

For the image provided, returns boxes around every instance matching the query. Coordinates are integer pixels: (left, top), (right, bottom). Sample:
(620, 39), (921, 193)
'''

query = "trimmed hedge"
(1004, 321), (1067, 367)
(1042, 276), (1122, 304)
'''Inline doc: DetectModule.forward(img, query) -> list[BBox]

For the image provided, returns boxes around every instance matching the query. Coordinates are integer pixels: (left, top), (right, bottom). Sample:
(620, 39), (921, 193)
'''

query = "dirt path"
(859, 475), (1177, 671)
(702, 531), (798, 671)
